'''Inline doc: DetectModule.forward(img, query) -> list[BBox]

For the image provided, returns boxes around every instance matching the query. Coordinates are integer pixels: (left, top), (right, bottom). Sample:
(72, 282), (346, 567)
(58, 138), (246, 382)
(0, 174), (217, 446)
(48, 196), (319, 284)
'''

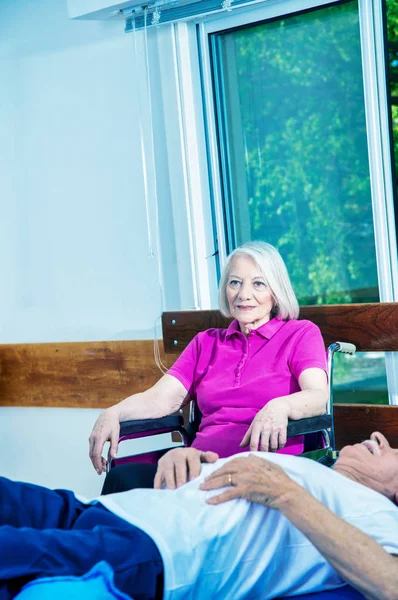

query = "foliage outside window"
(213, 1), (378, 305)
(210, 0), (398, 404)
(387, 0), (398, 191)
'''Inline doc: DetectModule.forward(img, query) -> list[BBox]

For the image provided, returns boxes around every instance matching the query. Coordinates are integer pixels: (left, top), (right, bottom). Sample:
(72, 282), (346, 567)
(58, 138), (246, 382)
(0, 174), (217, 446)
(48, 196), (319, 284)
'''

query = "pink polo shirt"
(168, 317), (327, 458)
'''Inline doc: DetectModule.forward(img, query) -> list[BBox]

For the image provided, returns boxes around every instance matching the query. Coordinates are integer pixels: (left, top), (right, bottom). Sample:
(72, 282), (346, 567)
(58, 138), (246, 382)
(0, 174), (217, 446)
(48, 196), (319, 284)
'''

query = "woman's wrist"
(266, 397), (292, 418)
(107, 403), (123, 422)
(115, 392), (150, 422)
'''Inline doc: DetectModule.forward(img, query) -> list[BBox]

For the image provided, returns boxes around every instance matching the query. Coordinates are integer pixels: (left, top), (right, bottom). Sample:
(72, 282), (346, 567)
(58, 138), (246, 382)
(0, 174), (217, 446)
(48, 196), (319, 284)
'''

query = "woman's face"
(226, 255), (274, 332)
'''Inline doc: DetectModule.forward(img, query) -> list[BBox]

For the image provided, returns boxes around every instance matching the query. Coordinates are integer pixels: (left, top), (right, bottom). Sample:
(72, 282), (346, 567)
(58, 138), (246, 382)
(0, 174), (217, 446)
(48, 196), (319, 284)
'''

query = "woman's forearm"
(282, 368), (329, 420)
(110, 374), (188, 422)
(277, 486), (398, 600)
(273, 388), (328, 420)
(110, 392), (166, 422)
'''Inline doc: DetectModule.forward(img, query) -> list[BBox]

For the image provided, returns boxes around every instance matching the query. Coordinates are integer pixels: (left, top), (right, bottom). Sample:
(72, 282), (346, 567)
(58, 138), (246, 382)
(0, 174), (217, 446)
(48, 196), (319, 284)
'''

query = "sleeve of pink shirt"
(287, 320), (328, 380)
(167, 334), (201, 394)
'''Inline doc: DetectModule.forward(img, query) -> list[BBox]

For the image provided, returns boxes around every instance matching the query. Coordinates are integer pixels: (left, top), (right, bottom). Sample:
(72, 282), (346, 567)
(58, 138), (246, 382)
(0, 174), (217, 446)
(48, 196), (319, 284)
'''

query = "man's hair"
(218, 241), (299, 320)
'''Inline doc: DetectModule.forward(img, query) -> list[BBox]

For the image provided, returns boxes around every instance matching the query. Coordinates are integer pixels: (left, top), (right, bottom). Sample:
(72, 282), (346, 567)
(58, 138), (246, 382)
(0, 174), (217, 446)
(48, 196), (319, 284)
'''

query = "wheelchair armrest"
(119, 415), (185, 437)
(286, 415), (332, 438)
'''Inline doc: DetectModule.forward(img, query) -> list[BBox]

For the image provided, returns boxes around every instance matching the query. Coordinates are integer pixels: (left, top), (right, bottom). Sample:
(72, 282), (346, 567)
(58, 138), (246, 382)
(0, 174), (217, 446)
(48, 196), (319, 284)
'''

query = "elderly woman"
(89, 241), (328, 492)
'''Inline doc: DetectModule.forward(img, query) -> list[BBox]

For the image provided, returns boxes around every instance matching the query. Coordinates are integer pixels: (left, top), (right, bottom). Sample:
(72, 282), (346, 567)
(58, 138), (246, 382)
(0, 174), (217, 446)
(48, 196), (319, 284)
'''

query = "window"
(211, 1), (377, 304)
(198, 0), (398, 403)
(386, 0), (398, 199)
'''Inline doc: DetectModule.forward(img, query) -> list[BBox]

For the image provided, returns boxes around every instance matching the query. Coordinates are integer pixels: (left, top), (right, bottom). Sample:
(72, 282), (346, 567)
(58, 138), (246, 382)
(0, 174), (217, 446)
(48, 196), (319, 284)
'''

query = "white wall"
(0, 0), (185, 496)
(0, 407), (105, 495)
(0, 1), (167, 344)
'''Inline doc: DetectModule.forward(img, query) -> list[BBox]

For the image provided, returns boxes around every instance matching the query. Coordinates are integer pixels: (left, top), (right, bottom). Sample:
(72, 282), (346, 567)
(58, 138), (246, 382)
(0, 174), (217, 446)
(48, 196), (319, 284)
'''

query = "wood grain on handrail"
(0, 340), (171, 409)
(3, 302), (398, 409)
(334, 404), (398, 448)
(162, 302), (398, 353)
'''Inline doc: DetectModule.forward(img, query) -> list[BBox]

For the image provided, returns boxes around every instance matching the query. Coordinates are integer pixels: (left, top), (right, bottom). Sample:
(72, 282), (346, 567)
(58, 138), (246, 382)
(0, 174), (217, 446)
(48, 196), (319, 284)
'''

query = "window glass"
(386, 0), (398, 198)
(212, 0), (378, 304)
(210, 0), (390, 403)
(333, 352), (388, 405)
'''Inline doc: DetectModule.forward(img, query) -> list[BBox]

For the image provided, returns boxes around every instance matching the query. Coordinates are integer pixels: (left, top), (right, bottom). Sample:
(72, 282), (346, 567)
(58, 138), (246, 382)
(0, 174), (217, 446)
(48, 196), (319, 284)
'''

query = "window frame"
(198, 0), (397, 295)
(163, 0), (398, 402)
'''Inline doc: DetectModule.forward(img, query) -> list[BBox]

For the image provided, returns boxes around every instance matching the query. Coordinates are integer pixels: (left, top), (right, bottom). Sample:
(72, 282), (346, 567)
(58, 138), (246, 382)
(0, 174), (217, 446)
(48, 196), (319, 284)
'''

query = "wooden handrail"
(162, 303), (398, 449)
(162, 303), (398, 353)
(334, 404), (398, 448)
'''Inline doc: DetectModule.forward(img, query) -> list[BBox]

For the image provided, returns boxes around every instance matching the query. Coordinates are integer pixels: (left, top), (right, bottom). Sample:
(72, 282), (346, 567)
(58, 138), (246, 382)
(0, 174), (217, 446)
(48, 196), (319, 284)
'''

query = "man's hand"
(154, 447), (219, 490)
(200, 455), (298, 508)
(240, 399), (290, 452)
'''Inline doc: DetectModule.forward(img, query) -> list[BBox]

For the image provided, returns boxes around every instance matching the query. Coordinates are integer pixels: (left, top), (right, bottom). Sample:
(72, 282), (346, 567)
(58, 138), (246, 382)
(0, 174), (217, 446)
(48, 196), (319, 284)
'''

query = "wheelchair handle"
(335, 342), (356, 355)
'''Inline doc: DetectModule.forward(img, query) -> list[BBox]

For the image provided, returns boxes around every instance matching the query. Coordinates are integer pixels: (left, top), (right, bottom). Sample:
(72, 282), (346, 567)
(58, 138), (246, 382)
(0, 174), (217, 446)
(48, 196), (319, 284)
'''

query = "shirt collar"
(226, 317), (286, 340)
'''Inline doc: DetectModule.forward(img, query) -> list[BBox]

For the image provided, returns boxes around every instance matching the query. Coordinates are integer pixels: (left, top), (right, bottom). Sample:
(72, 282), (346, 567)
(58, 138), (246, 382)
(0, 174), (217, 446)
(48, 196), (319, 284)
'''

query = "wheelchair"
(103, 341), (367, 599)
(106, 341), (356, 476)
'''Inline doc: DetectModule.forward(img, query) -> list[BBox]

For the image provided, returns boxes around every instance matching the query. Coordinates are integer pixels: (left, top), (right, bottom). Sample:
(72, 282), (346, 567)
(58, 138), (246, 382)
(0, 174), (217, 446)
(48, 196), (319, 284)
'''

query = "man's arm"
(201, 455), (398, 600)
(276, 485), (398, 600)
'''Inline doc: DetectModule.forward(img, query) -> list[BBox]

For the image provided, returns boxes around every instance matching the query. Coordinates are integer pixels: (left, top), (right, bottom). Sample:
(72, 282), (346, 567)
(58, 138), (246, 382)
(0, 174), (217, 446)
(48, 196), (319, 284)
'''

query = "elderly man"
(1, 432), (397, 600)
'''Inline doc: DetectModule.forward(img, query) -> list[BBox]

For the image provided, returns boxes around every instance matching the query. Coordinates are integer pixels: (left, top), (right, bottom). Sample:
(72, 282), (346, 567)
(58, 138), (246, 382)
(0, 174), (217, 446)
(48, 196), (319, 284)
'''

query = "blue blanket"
(15, 560), (365, 600)
(15, 561), (131, 600)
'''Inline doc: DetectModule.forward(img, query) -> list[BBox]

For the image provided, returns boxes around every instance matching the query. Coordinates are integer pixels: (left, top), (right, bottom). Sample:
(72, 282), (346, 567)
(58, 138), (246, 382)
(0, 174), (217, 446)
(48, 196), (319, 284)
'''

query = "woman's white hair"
(219, 241), (299, 320)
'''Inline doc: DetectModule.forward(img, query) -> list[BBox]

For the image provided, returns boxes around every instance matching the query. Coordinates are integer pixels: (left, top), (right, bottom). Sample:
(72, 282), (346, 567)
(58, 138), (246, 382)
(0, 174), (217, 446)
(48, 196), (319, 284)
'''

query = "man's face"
(335, 432), (398, 504)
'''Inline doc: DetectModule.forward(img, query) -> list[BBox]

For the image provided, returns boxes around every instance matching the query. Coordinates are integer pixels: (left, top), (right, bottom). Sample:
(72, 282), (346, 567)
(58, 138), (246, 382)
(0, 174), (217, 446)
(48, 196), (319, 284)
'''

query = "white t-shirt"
(93, 453), (398, 600)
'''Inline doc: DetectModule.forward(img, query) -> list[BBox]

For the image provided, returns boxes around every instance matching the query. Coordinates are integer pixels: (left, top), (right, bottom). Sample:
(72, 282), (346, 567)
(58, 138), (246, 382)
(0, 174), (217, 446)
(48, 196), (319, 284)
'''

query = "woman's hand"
(154, 447), (219, 490)
(89, 408), (120, 474)
(200, 454), (298, 508)
(240, 399), (290, 452)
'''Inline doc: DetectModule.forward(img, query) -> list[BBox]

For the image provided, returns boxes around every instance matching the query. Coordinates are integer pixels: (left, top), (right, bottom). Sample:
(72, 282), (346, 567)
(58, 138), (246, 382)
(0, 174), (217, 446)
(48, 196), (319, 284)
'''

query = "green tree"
(216, 0), (397, 404)
(218, 0), (397, 305)
(386, 0), (398, 185)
